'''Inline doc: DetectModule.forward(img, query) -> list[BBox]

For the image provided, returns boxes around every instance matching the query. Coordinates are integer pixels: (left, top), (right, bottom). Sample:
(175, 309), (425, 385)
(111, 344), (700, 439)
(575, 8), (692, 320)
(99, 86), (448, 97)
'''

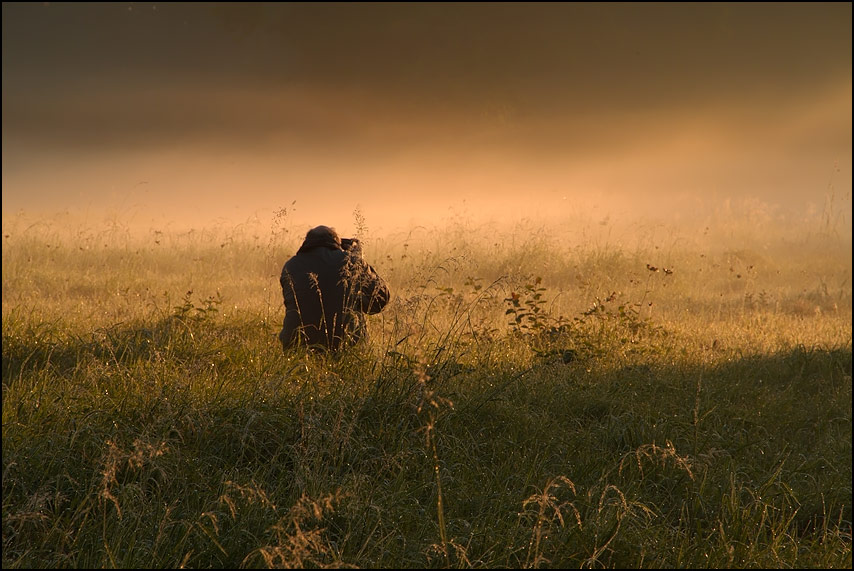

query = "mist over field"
(2, 3), (851, 237)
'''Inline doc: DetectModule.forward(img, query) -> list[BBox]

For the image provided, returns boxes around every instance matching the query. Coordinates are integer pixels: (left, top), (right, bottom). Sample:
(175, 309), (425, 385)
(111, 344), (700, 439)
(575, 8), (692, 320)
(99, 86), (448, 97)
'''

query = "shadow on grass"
(2, 316), (851, 568)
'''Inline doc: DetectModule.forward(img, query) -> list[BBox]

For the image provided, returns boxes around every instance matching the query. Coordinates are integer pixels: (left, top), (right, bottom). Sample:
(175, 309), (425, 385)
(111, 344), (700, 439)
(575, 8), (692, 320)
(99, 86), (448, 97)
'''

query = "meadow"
(2, 205), (851, 568)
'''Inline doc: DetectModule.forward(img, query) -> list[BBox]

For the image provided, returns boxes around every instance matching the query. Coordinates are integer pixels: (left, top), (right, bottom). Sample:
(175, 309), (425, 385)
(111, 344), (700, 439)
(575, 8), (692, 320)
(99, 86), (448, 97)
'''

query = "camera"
(341, 237), (362, 256)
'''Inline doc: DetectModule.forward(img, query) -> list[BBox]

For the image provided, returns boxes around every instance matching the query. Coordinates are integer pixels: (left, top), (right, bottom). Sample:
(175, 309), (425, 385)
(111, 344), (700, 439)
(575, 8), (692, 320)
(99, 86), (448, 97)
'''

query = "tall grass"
(2, 207), (851, 568)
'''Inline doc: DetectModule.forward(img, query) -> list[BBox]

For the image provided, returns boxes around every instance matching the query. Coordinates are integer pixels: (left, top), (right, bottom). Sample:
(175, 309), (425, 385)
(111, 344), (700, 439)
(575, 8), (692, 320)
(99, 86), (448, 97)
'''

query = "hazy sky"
(2, 2), (851, 234)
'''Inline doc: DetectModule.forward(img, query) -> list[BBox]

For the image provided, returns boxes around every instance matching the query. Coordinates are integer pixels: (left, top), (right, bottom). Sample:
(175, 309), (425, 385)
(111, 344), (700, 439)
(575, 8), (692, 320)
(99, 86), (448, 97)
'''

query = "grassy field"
(2, 209), (851, 568)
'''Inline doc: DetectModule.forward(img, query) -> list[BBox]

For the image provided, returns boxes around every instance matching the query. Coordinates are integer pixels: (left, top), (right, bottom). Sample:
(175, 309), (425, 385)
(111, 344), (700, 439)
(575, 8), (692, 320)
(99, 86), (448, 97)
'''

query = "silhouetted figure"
(278, 225), (390, 352)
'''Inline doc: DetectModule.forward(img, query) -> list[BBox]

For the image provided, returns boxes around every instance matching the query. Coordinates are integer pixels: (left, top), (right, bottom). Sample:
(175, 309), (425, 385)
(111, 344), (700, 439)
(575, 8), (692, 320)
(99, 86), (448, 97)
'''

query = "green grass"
(2, 212), (851, 568)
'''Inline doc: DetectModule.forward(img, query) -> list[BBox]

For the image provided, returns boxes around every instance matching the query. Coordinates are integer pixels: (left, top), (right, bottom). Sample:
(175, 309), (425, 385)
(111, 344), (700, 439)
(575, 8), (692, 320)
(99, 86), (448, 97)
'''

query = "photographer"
(278, 225), (390, 352)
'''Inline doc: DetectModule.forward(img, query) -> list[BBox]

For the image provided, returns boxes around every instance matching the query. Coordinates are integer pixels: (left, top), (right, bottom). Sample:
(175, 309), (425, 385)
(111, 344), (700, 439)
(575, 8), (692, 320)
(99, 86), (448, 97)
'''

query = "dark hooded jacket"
(278, 226), (390, 352)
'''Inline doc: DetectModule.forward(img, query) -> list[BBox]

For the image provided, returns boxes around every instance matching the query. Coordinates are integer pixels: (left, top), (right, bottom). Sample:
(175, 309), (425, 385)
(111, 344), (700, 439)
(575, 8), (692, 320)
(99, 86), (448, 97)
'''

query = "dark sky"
(2, 2), (851, 232)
